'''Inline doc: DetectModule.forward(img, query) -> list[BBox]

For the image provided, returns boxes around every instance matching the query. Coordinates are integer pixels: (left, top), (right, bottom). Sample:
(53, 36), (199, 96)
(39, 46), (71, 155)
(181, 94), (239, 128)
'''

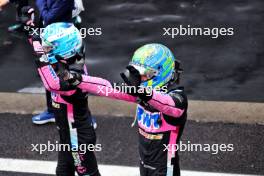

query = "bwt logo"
(137, 106), (161, 129)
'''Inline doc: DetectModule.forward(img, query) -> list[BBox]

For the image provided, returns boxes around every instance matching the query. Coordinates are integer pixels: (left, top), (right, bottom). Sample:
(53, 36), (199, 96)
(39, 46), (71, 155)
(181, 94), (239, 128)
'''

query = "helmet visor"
(42, 39), (54, 54)
(130, 63), (159, 81)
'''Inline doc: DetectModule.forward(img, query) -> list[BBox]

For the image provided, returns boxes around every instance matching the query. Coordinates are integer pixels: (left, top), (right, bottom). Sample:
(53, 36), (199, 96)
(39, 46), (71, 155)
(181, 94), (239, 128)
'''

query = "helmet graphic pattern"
(41, 22), (83, 64)
(131, 43), (176, 88)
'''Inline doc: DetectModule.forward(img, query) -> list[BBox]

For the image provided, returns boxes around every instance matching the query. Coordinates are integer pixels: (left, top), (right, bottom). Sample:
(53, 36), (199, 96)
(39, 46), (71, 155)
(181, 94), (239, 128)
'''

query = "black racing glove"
(20, 6), (35, 26)
(55, 55), (82, 87)
(120, 65), (152, 102)
(35, 54), (49, 68)
(120, 65), (141, 88)
(67, 71), (82, 87)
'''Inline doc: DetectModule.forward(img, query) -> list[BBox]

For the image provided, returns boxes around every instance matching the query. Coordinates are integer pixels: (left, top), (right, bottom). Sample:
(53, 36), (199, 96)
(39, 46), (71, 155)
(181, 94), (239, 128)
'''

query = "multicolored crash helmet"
(130, 43), (177, 88)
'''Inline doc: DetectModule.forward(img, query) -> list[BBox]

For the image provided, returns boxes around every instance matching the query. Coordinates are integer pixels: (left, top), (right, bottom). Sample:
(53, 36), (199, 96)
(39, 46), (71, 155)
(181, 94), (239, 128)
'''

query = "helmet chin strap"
(174, 60), (183, 84)
(65, 44), (86, 72)
(165, 61), (183, 87)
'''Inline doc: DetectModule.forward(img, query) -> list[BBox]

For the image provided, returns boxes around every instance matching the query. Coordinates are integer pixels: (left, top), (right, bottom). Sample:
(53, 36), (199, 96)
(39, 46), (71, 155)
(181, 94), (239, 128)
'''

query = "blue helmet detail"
(41, 22), (83, 64)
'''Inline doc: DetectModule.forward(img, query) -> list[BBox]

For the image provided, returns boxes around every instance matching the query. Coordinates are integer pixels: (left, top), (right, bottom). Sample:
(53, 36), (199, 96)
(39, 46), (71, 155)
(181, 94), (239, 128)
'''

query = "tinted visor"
(130, 63), (159, 81)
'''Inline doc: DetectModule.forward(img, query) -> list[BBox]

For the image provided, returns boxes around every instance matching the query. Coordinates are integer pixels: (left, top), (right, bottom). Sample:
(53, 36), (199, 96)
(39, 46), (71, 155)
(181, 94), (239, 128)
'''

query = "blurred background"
(0, 0), (263, 102)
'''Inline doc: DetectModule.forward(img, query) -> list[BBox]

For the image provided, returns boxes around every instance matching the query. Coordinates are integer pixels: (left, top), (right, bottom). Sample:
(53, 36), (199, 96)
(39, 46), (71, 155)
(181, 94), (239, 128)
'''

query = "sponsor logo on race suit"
(136, 105), (161, 130)
(48, 65), (57, 79)
(52, 101), (60, 108)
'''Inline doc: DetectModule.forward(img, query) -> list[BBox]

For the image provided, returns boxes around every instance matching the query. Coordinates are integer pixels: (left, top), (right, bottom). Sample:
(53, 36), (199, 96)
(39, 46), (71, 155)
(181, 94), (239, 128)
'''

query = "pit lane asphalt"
(0, 0), (264, 102)
(0, 113), (263, 175)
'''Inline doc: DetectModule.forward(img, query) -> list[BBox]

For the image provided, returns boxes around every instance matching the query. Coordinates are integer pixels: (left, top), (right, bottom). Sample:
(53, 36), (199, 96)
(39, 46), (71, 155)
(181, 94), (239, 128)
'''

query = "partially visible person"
(31, 0), (75, 125)
(0, 0), (9, 8)
(0, 0), (33, 32)
(35, 22), (101, 176)
(35, 0), (74, 27)
(32, 0), (97, 128)
(72, 0), (84, 29)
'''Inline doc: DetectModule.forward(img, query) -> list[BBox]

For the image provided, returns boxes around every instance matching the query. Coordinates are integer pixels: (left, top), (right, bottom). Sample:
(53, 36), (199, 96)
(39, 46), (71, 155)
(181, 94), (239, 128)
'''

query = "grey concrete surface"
(0, 93), (264, 124)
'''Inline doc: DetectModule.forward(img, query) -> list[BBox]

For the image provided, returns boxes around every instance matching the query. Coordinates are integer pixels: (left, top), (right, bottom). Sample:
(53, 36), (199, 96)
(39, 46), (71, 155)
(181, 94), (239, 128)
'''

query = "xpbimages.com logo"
(163, 25), (234, 39)
(96, 83), (168, 97)
(31, 141), (102, 154)
(24, 26), (102, 38)
(163, 141), (234, 155)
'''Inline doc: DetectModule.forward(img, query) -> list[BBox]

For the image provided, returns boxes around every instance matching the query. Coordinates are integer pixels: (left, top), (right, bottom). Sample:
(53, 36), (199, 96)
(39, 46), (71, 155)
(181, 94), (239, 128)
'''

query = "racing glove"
(35, 54), (50, 68)
(55, 55), (82, 87)
(120, 65), (152, 101)
(120, 65), (141, 88)
(35, 54), (81, 88)
(20, 6), (35, 26)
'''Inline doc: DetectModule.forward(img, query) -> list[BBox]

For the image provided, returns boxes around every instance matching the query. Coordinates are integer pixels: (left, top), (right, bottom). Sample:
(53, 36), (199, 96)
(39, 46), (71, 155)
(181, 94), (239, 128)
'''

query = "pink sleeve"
(38, 65), (76, 96)
(32, 41), (45, 55)
(78, 75), (137, 103)
(148, 90), (184, 118)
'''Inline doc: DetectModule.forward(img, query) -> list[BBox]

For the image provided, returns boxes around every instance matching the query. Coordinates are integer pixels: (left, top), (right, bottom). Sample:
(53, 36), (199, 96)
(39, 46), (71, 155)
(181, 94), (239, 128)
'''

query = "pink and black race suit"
(38, 64), (100, 176)
(136, 88), (187, 176)
(78, 76), (188, 176)
(39, 64), (188, 176)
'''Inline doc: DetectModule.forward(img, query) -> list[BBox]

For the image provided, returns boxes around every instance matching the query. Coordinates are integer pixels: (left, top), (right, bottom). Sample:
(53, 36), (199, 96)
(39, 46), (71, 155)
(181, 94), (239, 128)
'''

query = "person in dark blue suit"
(36, 0), (74, 26)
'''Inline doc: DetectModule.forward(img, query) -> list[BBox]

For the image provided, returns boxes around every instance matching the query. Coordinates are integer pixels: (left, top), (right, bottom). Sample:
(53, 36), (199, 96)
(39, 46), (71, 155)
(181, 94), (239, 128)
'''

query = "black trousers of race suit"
(46, 90), (54, 113)
(139, 153), (180, 176)
(56, 126), (100, 176)
(53, 94), (101, 176)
